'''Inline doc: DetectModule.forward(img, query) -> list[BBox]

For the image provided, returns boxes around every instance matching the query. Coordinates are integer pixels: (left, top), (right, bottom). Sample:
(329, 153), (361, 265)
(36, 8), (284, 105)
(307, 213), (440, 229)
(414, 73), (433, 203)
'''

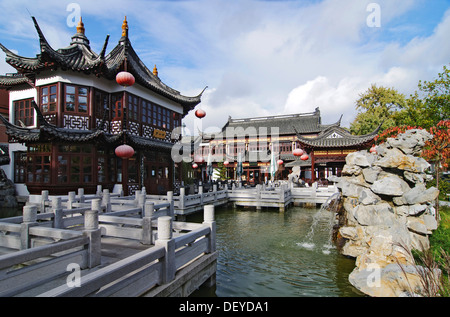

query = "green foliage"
(429, 206), (450, 268)
(351, 64), (450, 135)
(216, 161), (229, 181)
(395, 65), (450, 129)
(350, 84), (406, 135)
(427, 174), (450, 201)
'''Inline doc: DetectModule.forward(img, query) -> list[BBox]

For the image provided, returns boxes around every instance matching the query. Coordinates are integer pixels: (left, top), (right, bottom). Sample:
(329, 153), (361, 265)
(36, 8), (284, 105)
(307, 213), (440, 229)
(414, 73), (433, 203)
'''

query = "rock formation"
(333, 129), (440, 296)
(0, 168), (18, 209)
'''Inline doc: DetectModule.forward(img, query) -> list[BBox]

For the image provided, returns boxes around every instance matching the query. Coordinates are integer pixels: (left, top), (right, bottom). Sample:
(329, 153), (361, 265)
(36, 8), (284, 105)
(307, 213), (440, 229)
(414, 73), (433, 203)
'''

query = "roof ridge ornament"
(77, 17), (85, 34)
(122, 16), (128, 38)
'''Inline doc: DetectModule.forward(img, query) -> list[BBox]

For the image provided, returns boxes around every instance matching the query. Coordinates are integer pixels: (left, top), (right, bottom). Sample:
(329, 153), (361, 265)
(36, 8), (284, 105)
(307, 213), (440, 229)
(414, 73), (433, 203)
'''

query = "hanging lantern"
(195, 108), (206, 118)
(293, 148), (304, 156)
(300, 153), (309, 161)
(277, 159), (284, 165)
(370, 145), (377, 154)
(192, 163), (198, 169)
(115, 144), (135, 159)
(224, 161), (229, 166)
(116, 71), (135, 87)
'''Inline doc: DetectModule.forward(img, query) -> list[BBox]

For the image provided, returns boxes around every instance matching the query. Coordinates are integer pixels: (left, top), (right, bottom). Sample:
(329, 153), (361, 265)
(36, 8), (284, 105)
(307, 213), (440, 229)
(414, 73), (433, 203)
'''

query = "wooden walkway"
(0, 190), (217, 297)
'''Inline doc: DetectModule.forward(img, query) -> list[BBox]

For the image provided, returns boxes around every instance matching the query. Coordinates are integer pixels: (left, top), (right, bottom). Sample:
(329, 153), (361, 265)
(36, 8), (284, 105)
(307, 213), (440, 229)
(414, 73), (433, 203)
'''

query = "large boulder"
(370, 175), (410, 196)
(349, 263), (441, 297)
(334, 129), (439, 297)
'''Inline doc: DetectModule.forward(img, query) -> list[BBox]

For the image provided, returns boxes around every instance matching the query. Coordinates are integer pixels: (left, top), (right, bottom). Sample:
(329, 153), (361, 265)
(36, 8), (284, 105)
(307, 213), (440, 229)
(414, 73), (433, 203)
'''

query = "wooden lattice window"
(65, 84), (89, 113)
(127, 94), (140, 122)
(14, 98), (34, 126)
(57, 144), (93, 184)
(40, 84), (57, 113)
(142, 100), (152, 125)
(27, 144), (51, 184)
(13, 151), (27, 183)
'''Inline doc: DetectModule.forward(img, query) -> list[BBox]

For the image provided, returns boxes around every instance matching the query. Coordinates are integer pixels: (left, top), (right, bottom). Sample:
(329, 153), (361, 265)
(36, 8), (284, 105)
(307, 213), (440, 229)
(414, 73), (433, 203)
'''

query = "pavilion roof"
(294, 124), (380, 149)
(0, 16), (204, 116)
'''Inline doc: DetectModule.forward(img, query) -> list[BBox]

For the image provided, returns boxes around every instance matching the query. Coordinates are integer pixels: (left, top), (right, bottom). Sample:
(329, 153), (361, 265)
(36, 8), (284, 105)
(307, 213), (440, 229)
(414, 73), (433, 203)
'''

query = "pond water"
(189, 205), (364, 297)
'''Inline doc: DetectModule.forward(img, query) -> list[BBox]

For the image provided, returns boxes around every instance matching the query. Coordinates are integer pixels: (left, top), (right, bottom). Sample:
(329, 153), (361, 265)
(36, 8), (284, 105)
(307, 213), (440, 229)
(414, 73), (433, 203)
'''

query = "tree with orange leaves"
(422, 120), (450, 218)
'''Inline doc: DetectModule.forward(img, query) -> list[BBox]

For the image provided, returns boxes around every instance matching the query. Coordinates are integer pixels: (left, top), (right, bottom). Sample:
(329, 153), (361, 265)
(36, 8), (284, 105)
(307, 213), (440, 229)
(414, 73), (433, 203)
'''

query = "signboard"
(153, 129), (166, 139)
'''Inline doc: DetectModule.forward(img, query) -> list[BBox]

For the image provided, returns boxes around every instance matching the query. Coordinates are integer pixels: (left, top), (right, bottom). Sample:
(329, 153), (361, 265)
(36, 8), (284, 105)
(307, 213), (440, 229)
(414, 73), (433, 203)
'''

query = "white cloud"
(1, 0), (449, 133)
(283, 76), (368, 127)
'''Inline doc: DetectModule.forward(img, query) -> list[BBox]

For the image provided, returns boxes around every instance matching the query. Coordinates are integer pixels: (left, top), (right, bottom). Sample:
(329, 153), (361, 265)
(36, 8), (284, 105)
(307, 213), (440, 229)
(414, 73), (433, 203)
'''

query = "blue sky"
(1, 0), (449, 132)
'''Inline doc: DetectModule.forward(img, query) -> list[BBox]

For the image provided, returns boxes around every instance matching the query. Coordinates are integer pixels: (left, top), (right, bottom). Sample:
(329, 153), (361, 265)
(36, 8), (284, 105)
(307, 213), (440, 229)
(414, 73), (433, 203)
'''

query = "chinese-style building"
(195, 108), (379, 185)
(0, 17), (204, 196)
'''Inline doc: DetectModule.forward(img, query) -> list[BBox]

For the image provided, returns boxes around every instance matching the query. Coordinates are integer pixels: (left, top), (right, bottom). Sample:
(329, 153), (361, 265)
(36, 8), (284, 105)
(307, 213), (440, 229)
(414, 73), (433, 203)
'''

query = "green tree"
(350, 84), (406, 135)
(396, 65), (450, 129)
(216, 161), (229, 181)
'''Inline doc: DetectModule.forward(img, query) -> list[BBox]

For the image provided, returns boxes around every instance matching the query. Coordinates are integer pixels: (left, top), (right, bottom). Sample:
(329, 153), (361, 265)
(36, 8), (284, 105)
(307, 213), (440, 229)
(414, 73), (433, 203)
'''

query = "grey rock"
(353, 203), (395, 226)
(346, 150), (375, 167)
(403, 184), (439, 205)
(359, 188), (382, 205)
(362, 166), (382, 184)
(386, 129), (433, 155)
(370, 175), (410, 197)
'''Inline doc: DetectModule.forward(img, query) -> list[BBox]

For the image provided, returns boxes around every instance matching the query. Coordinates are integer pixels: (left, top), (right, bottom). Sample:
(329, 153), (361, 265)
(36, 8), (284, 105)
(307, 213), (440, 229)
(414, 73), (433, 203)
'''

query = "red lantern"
(195, 109), (206, 118)
(116, 71), (135, 87)
(293, 148), (304, 156)
(224, 161), (229, 166)
(115, 144), (135, 158)
(192, 163), (198, 169)
(277, 159), (284, 165)
(300, 153), (309, 161)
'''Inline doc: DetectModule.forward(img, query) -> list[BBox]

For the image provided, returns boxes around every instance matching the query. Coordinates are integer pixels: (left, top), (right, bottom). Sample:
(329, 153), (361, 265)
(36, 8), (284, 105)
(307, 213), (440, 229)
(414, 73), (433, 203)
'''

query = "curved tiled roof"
(0, 17), (204, 115)
(295, 125), (380, 149)
(222, 108), (341, 136)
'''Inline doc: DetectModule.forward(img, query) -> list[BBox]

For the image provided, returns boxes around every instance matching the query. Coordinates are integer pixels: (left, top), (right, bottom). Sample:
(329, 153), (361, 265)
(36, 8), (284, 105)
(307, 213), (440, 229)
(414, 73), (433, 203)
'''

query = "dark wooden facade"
(0, 17), (204, 195)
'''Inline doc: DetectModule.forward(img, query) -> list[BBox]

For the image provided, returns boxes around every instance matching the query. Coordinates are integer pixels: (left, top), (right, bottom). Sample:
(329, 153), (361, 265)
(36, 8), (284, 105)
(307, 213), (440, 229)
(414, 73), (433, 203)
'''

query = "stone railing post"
(96, 185), (102, 196)
(83, 199), (102, 268)
(134, 190), (141, 206)
(213, 183), (217, 201)
(141, 201), (154, 245)
(40, 190), (49, 213)
(179, 187), (186, 210)
(20, 205), (38, 250)
(155, 216), (175, 284)
(137, 193), (146, 215)
(311, 182), (317, 199)
(167, 191), (174, 218)
(52, 197), (63, 229)
(256, 184), (262, 210)
(203, 205), (216, 253)
(67, 191), (76, 210)
(102, 189), (111, 213)
(78, 188), (85, 204)
(198, 185), (204, 206)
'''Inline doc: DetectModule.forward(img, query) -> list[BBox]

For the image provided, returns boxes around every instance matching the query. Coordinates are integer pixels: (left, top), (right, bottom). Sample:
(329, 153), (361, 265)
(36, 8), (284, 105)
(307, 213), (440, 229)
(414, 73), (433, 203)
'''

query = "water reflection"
(189, 205), (363, 297)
